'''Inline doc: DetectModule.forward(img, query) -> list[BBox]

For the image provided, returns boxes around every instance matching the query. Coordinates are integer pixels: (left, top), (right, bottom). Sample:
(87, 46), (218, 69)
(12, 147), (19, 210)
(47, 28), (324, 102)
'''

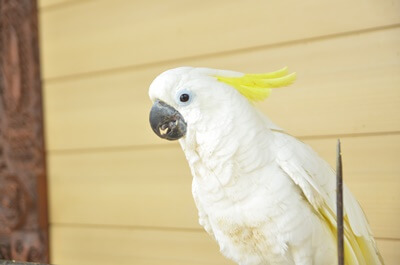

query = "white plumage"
(148, 67), (383, 265)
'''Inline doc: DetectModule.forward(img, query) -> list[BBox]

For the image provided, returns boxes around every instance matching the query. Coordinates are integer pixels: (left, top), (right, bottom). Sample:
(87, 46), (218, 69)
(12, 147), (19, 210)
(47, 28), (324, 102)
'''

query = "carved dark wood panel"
(0, 0), (49, 263)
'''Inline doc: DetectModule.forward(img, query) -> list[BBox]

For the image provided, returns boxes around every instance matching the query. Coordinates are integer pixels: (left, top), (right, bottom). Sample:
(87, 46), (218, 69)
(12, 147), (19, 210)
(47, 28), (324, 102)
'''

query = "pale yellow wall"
(38, 0), (400, 264)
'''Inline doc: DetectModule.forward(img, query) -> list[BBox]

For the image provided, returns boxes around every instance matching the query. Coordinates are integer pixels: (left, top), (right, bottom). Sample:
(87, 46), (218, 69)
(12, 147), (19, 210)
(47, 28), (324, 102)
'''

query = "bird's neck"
(179, 107), (277, 206)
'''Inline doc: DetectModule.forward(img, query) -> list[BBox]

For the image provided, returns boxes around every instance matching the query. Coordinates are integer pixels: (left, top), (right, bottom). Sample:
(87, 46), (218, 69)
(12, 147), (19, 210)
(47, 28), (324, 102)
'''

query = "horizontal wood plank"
(38, 0), (76, 9)
(48, 134), (400, 239)
(44, 27), (400, 150)
(50, 225), (399, 265)
(39, 0), (400, 79)
(50, 225), (235, 265)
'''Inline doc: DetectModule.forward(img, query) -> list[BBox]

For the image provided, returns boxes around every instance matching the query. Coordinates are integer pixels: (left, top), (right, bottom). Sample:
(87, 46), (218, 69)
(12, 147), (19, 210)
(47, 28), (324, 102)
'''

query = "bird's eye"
(176, 89), (193, 106)
(180, 93), (190, 102)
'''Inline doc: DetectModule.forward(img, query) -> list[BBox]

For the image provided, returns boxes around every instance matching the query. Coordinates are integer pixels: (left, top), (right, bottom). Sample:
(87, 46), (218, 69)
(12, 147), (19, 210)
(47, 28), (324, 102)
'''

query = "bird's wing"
(273, 131), (384, 265)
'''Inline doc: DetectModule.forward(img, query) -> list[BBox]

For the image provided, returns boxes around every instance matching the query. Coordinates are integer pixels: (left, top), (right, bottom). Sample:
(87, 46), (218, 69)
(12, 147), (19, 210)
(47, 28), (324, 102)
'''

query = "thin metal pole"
(336, 139), (344, 265)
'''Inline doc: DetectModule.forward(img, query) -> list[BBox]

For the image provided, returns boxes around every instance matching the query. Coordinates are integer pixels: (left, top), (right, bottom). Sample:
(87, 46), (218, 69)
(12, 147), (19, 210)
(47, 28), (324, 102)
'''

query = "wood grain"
(39, 0), (400, 79)
(48, 134), (400, 239)
(49, 225), (398, 265)
(0, 0), (49, 262)
(43, 27), (400, 151)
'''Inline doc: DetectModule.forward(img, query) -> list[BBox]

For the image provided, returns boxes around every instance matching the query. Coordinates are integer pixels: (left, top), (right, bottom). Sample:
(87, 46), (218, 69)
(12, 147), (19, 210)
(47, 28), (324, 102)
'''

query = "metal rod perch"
(337, 140), (344, 265)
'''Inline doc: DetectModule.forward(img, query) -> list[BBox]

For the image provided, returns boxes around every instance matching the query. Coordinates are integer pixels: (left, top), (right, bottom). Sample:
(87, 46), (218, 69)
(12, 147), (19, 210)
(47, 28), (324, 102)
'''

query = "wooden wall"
(38, 0), (400, 264)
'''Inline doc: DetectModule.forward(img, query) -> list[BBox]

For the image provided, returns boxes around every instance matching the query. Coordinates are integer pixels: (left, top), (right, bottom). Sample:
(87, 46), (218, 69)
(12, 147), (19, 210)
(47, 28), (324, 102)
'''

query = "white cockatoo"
(148, 67), (383, 265)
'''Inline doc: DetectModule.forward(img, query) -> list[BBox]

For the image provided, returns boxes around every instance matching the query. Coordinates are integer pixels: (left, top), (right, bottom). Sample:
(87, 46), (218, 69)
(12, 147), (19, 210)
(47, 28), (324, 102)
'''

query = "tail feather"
(319, 204), (383, 265)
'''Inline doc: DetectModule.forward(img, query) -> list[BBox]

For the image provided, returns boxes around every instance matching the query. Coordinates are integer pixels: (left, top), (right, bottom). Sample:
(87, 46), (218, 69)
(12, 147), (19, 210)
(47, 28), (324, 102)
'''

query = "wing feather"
(273, 132), (384, 265)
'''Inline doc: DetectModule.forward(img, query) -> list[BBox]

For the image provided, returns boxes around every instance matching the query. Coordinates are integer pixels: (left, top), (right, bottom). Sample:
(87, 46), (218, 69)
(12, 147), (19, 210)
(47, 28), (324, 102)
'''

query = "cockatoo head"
(149, 66), (295, 141)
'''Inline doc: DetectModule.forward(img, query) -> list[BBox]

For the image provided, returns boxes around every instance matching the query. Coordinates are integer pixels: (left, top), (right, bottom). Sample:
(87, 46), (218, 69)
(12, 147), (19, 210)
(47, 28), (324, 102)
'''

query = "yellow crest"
(215, 67), (296, 102)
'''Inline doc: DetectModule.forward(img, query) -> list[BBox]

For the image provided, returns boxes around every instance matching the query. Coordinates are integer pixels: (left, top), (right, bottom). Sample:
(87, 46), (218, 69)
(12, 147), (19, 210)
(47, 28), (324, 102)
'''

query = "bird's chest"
(203, 202), (291, 265)
(192, 167), (301, 265)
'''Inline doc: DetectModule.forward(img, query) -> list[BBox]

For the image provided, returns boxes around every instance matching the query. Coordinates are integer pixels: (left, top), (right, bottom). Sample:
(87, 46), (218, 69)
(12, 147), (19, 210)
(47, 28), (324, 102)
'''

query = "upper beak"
(149, 100), (187, 141)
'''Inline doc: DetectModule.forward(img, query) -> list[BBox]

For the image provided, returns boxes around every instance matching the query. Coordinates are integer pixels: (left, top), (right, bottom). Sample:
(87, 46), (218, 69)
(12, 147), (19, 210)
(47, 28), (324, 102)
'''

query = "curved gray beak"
(149, 100), (187, 141)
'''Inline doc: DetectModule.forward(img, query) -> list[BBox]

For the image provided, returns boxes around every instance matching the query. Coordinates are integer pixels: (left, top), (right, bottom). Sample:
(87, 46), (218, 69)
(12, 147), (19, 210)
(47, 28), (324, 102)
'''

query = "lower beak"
(149, 100), (187, 141)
